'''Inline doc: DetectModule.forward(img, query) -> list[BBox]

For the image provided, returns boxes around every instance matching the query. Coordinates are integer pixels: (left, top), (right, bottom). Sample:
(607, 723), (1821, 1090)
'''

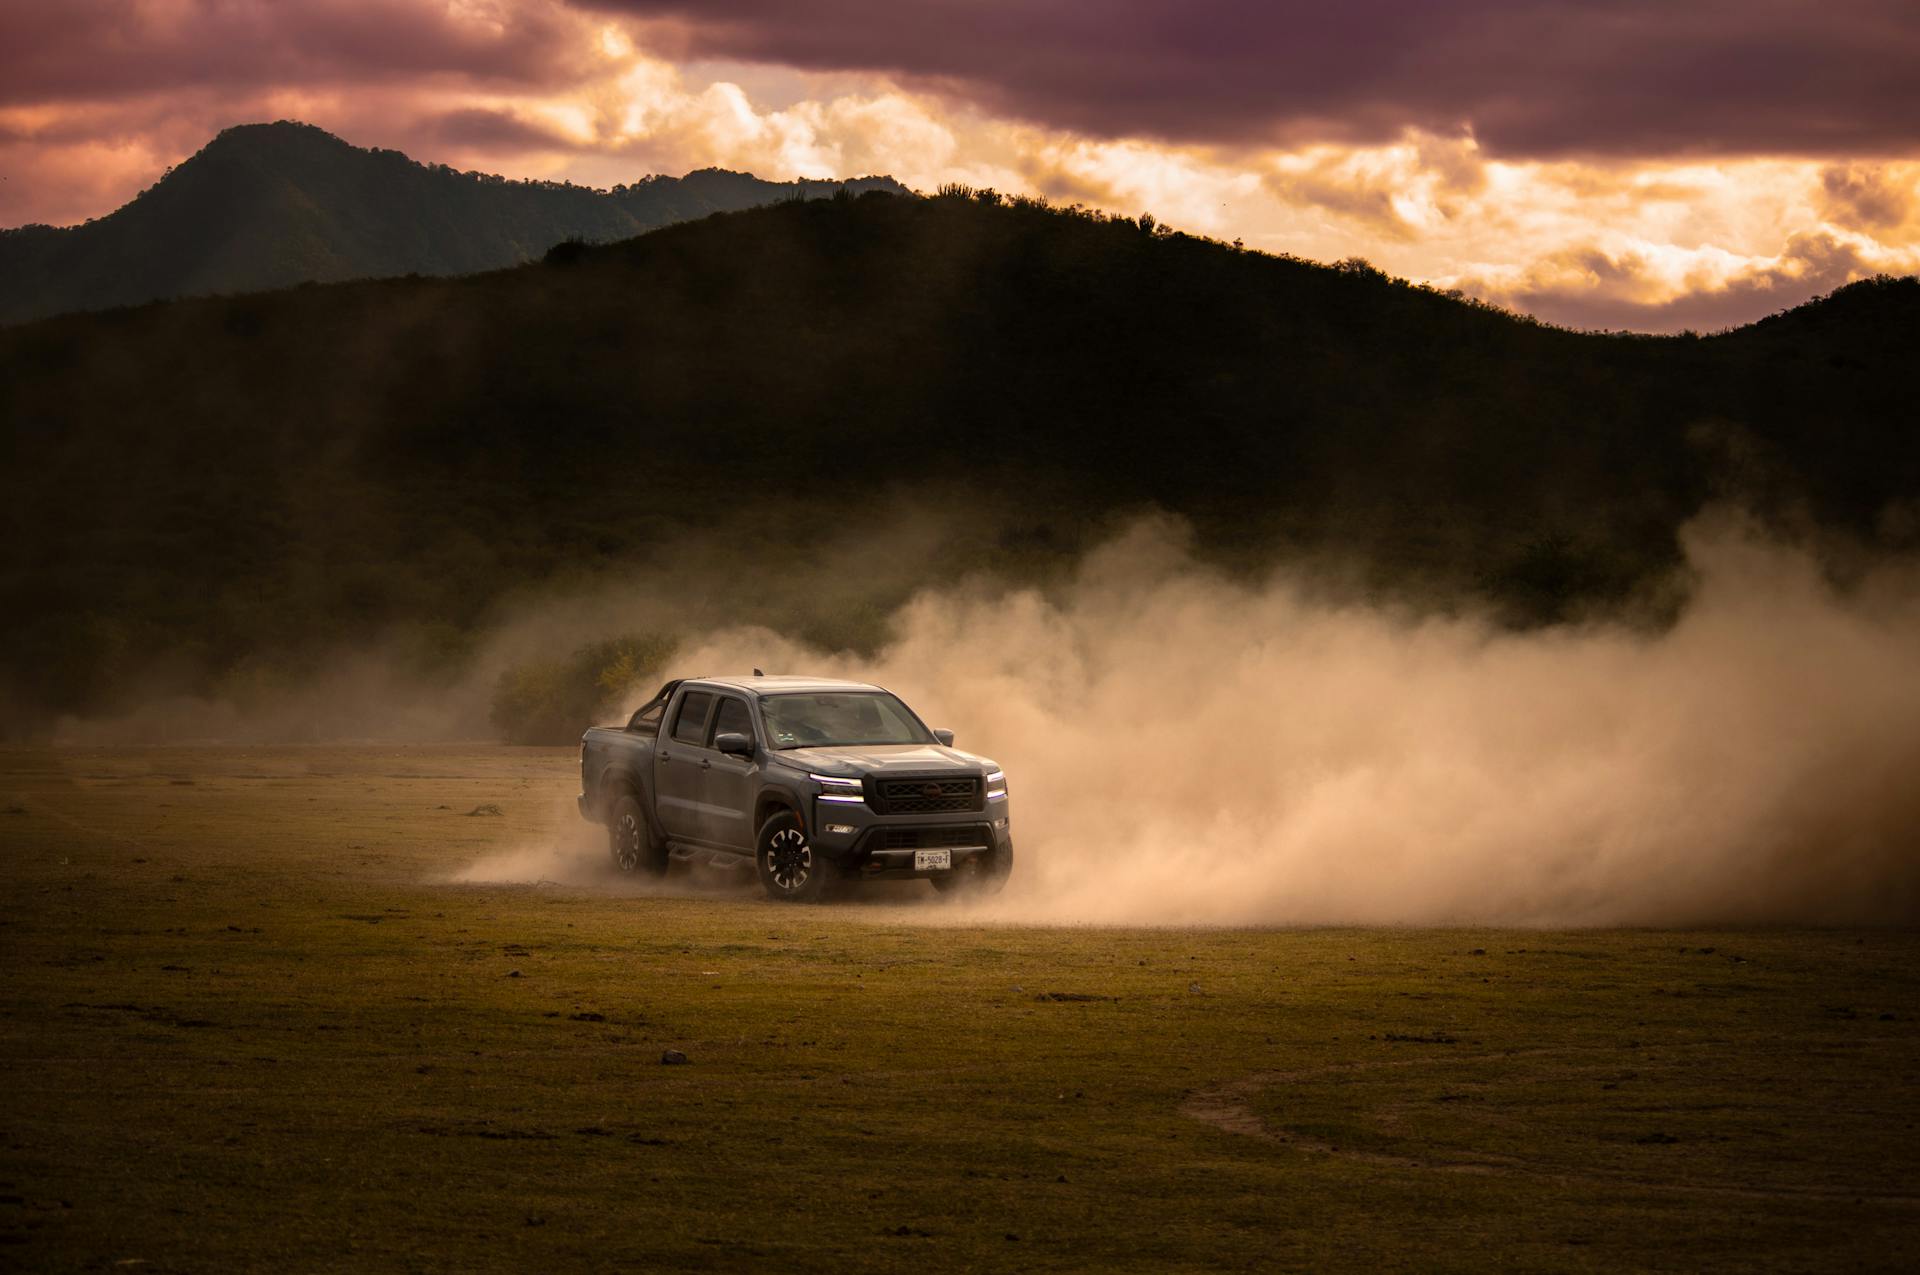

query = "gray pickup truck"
(578, 674), (1013, 901)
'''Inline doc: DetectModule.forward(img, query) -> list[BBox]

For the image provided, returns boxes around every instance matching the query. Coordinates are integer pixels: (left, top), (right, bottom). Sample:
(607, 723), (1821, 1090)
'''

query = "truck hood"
(776, 744), (995, 776)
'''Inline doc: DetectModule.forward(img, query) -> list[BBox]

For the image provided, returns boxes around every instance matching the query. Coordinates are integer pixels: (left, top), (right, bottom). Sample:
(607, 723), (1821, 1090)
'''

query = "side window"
(670, 691), (713, 744)
(710, 697), (752, 745)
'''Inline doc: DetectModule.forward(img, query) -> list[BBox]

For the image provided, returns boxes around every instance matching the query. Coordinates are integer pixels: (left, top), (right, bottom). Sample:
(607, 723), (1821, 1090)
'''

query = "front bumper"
(810, 794), (1013, 879)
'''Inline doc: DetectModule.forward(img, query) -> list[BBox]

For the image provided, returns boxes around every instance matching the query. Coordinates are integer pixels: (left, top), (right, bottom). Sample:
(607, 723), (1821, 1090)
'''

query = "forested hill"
(0, 121), (908, 324)
(1, 188), (1916, 731)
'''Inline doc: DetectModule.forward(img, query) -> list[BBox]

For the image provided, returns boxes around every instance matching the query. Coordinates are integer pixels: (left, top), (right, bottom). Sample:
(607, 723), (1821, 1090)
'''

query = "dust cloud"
(46, 499), (982, 747)
(664, 513), (1920, 926)
(446, 793), (755, 896)
(447, 825), (750, 897)
(51, 505), (1920, 926)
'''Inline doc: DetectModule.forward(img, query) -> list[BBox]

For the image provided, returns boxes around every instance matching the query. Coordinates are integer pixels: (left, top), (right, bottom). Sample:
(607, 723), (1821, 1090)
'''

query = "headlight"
(985, 770), (1007, 800)
(811, 773), (866, 805)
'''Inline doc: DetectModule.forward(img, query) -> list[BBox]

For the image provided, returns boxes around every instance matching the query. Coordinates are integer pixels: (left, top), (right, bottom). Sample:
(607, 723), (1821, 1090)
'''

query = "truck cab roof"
(685, 675), (885, 695)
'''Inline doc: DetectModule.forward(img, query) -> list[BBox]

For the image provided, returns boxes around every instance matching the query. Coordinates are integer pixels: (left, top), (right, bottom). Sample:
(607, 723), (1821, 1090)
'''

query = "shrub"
(490, 633), (675, 745)
(542, 236), (591, 266)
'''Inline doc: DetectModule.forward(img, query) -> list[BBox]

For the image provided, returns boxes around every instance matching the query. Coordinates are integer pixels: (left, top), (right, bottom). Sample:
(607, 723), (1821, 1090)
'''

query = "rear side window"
(710, 697), (752, 744)
(671, 691), (713, 744)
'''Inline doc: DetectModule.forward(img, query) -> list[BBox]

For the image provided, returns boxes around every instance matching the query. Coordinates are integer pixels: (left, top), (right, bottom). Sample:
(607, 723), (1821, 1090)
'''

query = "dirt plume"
(51, 504), (1920, 926)
(665, 512), (1920, 925)
(445, 798), (750, 897)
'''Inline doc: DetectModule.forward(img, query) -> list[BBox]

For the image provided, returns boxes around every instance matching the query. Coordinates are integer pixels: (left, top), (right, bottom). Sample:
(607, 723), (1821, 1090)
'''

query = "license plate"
(914, 849), (952, 871)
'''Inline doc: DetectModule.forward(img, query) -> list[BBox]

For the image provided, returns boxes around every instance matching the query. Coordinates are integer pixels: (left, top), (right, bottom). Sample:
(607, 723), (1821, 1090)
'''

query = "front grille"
(872, 824), (992, 850)
(875, 776), (982, 814)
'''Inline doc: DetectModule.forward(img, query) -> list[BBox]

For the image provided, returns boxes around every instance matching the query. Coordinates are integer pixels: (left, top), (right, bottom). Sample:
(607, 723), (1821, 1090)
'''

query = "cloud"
(0, 0), (631, 224)
(1821, 163), (1919, 236)
(0, 22), (969, 225)
(660, 514), (1920, 926)
(0, 0), (605, 105)
(1262, 132), (1488, 240)
(1, 0), (1914, 331)
(587, 74), (967, 183)
(1455, 231), (1920, 332)
(424, 106), (578, 154)
(581, 0), (1920, 160)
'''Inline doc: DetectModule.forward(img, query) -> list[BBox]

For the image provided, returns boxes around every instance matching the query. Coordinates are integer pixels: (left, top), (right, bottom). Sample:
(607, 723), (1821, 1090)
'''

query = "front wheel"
(608, 793), (665, 876)
(756, 811), (834, 903)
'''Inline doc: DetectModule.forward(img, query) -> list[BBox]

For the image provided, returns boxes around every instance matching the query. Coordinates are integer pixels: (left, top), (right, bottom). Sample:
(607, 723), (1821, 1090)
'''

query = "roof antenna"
(753, 668), (764, 677)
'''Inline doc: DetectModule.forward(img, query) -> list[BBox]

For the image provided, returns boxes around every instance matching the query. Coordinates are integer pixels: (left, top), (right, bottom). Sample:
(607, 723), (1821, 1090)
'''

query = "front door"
(700, 695), (758, 851)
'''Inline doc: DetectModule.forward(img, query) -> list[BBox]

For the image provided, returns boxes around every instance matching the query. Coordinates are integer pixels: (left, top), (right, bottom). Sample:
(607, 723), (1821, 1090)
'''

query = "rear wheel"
(608, 793), (665, 876)
(756, 811), (833, 903)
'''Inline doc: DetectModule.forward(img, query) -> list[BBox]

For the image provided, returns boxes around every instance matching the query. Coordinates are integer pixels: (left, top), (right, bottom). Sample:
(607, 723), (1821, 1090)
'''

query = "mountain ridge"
(0, 120), (911, 324)
(2, 187), (1916, 733)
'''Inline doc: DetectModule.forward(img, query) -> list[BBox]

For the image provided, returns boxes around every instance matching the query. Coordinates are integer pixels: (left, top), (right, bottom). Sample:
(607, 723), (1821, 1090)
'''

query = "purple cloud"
(1464, 234), (1891, 333)
(0, 0), (601, 107)
(583, 0), (1920, 158)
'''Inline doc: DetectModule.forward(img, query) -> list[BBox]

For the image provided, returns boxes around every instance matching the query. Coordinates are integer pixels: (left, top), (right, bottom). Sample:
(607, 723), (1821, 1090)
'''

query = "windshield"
(760, 692), (933, 749)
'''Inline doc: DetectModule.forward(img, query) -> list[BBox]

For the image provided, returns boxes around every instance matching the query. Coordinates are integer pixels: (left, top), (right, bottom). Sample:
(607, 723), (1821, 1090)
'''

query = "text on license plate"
(914, 849), (952, 871)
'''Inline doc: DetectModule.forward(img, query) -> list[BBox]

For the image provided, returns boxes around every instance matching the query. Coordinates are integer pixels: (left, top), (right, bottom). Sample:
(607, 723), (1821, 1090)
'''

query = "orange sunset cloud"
(2, 0), (1914, 330)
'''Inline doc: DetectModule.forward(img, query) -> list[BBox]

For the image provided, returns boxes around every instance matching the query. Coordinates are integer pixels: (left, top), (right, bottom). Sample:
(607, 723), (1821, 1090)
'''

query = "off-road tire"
(756, 811), (833, 903)
(608, 793), (665, 876)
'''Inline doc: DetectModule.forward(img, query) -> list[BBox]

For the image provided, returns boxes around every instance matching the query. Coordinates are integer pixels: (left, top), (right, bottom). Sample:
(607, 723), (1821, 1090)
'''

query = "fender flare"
(754, 788), (801, 834)
(596, 762), (662, 838)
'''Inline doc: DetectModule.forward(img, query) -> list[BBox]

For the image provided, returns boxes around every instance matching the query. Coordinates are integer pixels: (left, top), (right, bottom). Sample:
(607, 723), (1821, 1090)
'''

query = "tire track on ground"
(1181, 1052), (1920, 1205)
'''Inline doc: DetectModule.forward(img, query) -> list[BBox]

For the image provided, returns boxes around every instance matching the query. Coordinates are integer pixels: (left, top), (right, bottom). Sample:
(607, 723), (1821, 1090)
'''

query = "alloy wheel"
(766, 827), (812, 892)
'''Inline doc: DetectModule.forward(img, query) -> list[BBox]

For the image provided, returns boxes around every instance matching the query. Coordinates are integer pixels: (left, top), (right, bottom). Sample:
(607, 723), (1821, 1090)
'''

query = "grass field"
(3, 746), (1917, 1272)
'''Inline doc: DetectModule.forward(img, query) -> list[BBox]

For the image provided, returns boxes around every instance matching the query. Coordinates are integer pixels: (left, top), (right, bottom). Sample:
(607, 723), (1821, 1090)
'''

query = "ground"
(2, 746), (1916, 1272)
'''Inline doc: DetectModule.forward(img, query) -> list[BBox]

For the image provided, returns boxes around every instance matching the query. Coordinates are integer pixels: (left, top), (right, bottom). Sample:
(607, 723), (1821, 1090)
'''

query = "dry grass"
(2, 746), (1916, 1271)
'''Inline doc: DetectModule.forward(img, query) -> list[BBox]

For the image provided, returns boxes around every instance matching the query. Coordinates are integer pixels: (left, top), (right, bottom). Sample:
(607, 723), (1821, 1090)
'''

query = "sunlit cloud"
(1, 0), (1916, 331)
(579, 0), (1920, 159)
(1455, 228), (1920, 333)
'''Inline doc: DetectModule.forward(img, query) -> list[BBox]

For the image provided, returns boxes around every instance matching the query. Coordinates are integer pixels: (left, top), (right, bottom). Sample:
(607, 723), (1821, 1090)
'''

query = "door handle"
(699, 758), (712, 770)
(658, 751), (669, 762)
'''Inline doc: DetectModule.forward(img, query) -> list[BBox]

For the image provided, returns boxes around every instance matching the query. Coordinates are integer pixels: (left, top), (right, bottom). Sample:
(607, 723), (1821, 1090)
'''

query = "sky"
(2, 0), (1917, 331)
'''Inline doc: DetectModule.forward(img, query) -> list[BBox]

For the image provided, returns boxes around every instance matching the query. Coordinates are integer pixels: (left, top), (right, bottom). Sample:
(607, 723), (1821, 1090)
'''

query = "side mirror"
(933, 729), (955, 747)
(715, 732), (755, 758)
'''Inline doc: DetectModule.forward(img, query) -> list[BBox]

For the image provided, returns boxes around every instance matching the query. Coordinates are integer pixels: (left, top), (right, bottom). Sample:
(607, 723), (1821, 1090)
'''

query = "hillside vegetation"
(0, 121), (907, 325)
(2, 188), (1916, 733)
